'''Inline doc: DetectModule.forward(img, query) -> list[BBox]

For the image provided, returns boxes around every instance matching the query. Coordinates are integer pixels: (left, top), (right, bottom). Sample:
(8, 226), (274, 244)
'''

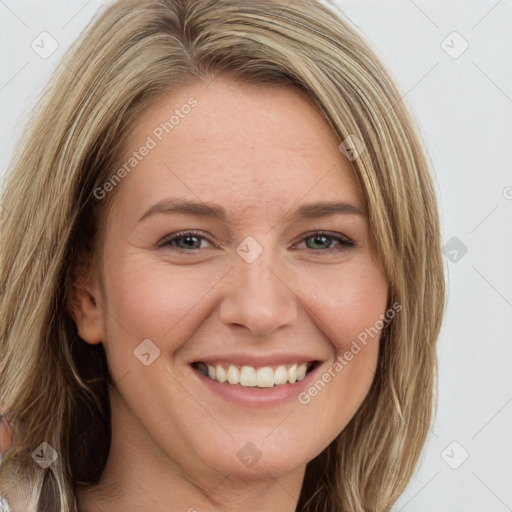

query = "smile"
(193, 362), (314, 388)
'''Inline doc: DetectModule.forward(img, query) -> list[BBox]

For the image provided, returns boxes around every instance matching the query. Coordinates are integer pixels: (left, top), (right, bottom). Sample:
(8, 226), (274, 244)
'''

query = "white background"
(1, 1), (511, 510)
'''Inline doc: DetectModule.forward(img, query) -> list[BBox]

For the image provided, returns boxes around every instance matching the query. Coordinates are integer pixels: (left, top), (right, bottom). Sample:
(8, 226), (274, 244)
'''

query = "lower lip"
(190, 364), (321, 407)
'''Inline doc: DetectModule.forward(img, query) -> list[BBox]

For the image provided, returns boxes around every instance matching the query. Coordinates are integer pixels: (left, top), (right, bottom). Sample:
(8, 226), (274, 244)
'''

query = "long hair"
(0, 0), (445, 510)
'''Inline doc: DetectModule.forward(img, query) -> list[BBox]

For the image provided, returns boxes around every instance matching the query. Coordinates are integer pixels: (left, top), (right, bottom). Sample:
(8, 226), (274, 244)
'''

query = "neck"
(77, 453), (305, 512)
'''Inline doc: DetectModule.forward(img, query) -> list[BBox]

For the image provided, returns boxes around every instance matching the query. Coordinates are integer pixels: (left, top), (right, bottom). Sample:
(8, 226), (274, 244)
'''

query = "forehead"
(111, 76), (364, 220)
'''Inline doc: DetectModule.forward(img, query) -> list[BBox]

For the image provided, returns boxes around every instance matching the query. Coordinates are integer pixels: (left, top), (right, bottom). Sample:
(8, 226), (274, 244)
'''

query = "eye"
(157, 230), (355, 256)
(157, 230), (215, 252)
(294, 231), (355, 255)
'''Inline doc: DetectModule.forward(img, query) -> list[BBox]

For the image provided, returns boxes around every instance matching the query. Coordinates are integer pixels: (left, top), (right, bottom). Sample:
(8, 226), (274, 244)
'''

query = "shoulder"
(0, 486), (37, 512)
(0, 493), (11, 512)
(0, 464), (39, 512)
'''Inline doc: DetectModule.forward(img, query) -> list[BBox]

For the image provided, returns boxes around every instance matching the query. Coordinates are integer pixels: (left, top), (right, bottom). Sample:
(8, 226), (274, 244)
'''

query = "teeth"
(256, 367), (274, 388)
(274, 365), (288, 385)
(240, 366), (257, 387)
(288, 364), (297, 384)
(227, 365), (239, 384)
(296, 363), (307, 381)
(216, 365), (227, 383)
(200, 362), (310, 387)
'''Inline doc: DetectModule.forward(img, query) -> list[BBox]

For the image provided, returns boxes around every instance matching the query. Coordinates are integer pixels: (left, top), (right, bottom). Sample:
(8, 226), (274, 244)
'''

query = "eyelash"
(157, 230), (355, 256)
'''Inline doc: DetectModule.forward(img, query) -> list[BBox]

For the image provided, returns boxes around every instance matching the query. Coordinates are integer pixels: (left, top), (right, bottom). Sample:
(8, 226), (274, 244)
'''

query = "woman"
(0, 0), (445, 511)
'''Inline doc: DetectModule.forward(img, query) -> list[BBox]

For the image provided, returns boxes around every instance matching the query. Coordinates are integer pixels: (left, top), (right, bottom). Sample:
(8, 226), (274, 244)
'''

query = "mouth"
(191, 361), (320, 388)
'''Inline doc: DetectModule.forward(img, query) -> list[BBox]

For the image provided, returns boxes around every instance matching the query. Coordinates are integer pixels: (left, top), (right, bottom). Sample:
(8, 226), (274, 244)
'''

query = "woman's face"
(76, 76), (388, 487)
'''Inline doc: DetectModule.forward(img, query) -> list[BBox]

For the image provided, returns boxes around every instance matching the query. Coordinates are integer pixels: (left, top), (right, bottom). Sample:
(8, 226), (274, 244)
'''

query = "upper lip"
(191, 353), (322, 367)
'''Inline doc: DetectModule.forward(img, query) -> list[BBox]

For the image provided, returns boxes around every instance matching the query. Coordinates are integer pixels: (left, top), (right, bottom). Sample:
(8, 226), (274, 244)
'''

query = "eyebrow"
(138, 198), (366, 224)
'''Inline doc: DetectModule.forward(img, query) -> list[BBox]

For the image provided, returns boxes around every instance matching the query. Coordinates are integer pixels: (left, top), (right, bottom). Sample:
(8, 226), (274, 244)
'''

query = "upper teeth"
(200, 363), (309, 387)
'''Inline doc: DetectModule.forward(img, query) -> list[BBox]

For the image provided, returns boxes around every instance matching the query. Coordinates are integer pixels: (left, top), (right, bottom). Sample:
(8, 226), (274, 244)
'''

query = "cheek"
(299, 259), (388, 352)
(293, 262), (387, 433)
(101, 255), (228, 361)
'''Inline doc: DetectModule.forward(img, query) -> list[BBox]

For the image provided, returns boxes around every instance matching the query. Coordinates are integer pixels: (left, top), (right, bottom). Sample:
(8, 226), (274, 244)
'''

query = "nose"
(219, 248), (298, 337)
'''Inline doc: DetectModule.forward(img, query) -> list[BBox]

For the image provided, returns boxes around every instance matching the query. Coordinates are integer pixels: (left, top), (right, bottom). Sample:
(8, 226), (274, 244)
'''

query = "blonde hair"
(0, 0), (445, 510)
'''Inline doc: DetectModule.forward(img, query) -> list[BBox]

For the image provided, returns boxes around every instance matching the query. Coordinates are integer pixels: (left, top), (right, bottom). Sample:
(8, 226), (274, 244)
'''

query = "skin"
(72, 76), (388, 512)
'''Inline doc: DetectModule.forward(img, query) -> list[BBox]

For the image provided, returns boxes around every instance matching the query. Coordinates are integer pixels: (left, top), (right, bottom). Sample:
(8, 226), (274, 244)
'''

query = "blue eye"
(157, 230), (213, 252)
(296, 231), (355, 255)
(157, 230), (355, 255)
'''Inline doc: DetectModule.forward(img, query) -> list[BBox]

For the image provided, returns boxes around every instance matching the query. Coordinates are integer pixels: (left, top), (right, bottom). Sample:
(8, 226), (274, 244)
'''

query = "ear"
(67, 268), (105, 345)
